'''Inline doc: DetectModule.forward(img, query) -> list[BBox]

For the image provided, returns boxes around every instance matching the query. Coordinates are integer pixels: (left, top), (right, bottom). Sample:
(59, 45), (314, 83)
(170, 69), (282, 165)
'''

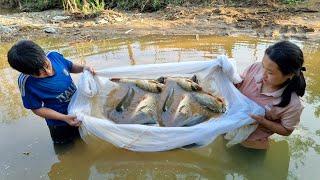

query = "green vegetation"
(0, 0), (60, 11)
(280, 0), (303, 4)
(0, 0), (104, 17)
(63, 0), (104, 17)
(0, 0), (305, 14)
(104, 0), (213, 12)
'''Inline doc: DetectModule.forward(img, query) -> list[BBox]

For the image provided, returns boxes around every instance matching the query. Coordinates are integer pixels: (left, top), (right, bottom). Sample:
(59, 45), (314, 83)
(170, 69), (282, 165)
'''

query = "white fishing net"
(68, 55), (265, 152)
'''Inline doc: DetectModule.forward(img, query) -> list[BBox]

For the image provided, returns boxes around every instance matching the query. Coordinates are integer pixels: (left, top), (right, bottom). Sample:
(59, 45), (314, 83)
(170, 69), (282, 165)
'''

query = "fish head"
(175, 77), (202, 92)
(212, 95), (227, 113)
(156, 76), (166, 84)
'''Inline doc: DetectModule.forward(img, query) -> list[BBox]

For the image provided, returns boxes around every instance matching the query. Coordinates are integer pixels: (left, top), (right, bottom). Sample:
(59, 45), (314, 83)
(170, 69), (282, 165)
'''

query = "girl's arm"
(31, 107), (81, 127)
(250, 114), (293, 136)
(70, 64), (95, 74)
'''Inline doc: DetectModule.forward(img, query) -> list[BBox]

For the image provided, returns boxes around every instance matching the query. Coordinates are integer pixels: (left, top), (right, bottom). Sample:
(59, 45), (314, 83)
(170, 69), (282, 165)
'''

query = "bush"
(62, 0), (105, 17)
(104, 0), (215, 12)
(0, 0), (305, 14)
(0, 0), (60, 11)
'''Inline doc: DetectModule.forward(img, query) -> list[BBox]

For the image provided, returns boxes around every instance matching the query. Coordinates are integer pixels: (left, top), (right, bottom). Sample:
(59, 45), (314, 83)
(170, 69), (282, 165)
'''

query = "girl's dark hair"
(265, 40), (306, 107)
(7, 40), (47, 76)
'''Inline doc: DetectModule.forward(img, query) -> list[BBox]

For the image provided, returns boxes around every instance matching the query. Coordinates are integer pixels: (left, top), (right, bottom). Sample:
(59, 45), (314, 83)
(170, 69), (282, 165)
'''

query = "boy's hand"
(64, 115), (81, 127)
(84, 66), (96, 75)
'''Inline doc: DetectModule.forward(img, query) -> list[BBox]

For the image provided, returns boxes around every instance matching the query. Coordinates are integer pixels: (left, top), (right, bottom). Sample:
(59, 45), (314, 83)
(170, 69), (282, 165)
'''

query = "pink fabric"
(237, 62), (304, 141)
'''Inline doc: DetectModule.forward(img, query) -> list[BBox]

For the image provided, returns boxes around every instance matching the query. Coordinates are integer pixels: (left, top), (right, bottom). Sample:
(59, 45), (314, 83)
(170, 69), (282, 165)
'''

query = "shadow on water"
(0, 35), (320, 179)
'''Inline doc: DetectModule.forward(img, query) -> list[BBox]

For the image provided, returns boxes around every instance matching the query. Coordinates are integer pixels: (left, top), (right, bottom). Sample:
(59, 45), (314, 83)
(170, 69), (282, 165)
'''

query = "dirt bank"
(1, 2), (320, 43)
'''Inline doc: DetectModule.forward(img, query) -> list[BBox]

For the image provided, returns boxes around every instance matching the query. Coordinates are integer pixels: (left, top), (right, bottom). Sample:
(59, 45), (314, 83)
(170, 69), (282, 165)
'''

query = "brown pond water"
(0, 35), (320, 179)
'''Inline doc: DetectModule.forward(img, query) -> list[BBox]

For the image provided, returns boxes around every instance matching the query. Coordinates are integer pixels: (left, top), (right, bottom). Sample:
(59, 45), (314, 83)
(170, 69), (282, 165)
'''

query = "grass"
(62, 0), (105, 18)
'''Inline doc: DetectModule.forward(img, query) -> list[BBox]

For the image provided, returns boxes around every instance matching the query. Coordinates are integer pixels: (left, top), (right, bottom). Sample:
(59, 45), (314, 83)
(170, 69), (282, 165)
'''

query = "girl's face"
(262, 54), (294, 90)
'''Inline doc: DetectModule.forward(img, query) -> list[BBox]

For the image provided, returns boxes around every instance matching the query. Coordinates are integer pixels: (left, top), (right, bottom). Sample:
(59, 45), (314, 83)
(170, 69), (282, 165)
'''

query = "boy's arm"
(70, 64), (95, 74)
(32, 107), (81, 127)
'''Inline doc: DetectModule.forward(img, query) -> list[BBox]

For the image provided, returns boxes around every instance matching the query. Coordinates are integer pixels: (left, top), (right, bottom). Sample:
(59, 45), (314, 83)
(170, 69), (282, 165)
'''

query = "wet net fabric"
(68, 56), (265, 152)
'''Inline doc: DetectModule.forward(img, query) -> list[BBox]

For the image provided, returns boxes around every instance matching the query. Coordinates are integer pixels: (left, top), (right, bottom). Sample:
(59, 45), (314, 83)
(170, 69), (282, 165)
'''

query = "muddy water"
(0, 36), (319, 179)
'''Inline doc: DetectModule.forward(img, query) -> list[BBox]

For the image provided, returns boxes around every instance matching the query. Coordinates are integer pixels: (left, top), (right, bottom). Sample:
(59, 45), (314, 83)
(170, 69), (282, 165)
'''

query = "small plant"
(62, 0), (105, 18)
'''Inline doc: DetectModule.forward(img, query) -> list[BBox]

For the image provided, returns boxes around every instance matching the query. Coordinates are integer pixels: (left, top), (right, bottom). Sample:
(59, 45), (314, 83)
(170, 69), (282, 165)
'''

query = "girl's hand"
(249, 114), (266, 125)
(64, 115), (81, 127)
(84, 66), (96, 75)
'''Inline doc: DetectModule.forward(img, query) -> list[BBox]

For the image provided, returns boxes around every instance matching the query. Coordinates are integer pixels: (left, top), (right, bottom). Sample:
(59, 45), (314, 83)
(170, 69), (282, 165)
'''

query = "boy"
(7, 40), (95, 144)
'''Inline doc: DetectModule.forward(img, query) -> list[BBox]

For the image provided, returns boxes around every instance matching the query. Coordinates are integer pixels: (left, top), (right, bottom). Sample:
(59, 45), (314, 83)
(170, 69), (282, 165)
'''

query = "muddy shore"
(1, 3), (320, 43)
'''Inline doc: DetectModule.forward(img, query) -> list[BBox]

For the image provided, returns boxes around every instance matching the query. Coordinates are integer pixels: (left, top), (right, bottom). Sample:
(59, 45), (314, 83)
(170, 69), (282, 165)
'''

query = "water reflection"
(47, 136), (290, 180)
(0, 68), (29, 123)
(303, 43), (320, 117)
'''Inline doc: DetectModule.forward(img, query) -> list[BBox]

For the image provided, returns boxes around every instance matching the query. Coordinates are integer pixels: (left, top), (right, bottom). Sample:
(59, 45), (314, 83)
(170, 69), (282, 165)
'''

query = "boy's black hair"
(265, 40), (306, 107)
(7, 40), (47, 76)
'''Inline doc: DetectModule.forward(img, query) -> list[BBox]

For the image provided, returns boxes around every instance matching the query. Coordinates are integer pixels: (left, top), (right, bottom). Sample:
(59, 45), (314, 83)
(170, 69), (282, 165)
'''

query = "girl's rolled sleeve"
(280, 104), (304, 131)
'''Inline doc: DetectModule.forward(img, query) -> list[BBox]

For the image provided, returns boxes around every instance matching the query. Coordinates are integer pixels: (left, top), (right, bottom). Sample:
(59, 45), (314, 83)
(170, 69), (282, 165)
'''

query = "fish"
(110, 78), (164, 93)
(136, 80), (164, 93)
(106, 87), (136, 124)
(158, 77), (226, 127)
(191, 92), (226, 113)
(175, 78), (202, 92)
(171, 95), (192, 126)
(105, 75), (226, 126)
(178, 114), (208, 127)
(156, 76), (166, 84)
(171, 95), (210, 127)
(130, 94), (158, 124)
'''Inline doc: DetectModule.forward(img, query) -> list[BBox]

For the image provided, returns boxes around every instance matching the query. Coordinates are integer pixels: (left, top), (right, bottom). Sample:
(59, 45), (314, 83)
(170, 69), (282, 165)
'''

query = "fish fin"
(162, 88), (174, 112)
(115, 88), (134, 112)
(191, 75), (199, 84)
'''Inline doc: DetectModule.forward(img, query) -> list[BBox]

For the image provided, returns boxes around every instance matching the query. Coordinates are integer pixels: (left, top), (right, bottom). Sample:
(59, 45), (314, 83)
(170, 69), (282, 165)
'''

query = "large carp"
(159, 77), (226, 127)
(104, 79), (161, 124)
(103, 76), (226, 126)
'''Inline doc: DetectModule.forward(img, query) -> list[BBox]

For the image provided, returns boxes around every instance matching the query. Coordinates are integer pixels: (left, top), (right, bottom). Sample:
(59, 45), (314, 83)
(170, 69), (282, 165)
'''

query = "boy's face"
(32, 59), (54, 78)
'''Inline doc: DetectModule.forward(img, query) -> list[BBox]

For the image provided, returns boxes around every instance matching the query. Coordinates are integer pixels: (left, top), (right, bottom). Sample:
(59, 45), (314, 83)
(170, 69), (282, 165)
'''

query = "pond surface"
(0, 35), (319, 179)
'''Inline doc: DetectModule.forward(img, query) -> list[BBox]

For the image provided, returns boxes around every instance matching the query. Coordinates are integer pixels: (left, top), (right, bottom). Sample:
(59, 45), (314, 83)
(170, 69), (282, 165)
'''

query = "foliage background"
(0, 0), (304, 13)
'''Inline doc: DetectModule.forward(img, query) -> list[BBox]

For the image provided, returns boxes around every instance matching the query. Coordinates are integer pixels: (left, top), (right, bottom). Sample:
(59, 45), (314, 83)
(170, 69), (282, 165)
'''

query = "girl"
(237, 41), (306, 149)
